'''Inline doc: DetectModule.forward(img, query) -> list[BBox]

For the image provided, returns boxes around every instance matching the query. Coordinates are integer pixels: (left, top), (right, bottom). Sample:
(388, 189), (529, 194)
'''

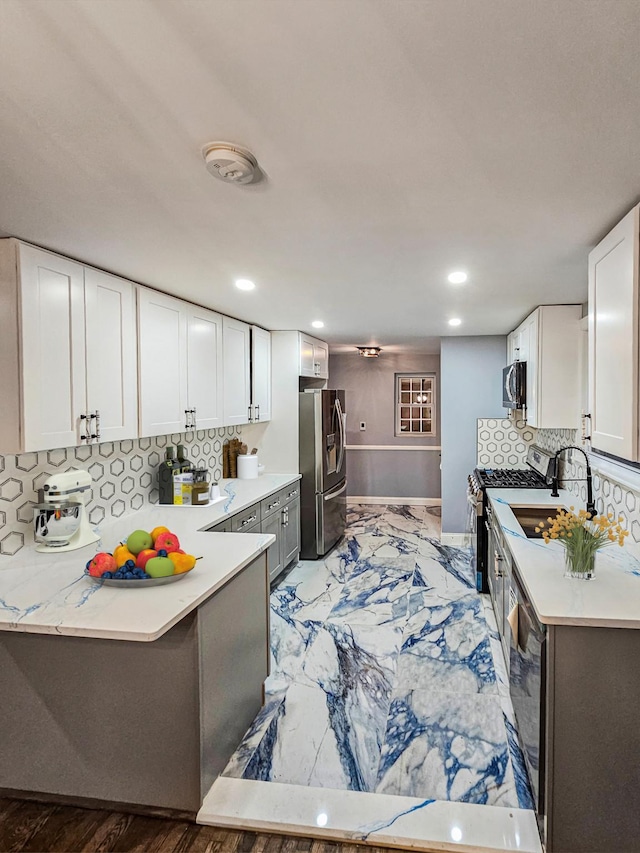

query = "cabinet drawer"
(207, 519), (232, 533)
(281, 483), (300, 505)
(261, 492), (284, 520)
(232, 503), (261, 532)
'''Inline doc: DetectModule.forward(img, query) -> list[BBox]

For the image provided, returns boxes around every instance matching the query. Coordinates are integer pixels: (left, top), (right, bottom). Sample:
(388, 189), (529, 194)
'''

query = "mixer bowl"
(34, 501), (82, 546)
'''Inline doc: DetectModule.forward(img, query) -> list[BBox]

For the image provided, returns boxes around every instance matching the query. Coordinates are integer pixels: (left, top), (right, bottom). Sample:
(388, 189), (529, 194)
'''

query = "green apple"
(126, 529), (153, 555)
(145, 556), (175, 578)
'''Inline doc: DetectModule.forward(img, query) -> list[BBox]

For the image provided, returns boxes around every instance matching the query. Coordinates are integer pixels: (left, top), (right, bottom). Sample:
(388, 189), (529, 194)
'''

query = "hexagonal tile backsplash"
(477, 419), (640, 546)
(0, 426), (241, 557)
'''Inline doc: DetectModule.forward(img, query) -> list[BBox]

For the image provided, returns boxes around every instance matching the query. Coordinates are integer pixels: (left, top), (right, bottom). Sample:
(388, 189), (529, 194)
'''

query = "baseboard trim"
(440, 533), (471, 547)
(348, 497), (442, 506)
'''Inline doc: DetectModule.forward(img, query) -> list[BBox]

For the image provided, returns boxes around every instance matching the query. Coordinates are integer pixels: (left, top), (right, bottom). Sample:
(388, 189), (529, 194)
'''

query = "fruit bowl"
(84, 525), (199, 587)
(84, 567), (194, 588)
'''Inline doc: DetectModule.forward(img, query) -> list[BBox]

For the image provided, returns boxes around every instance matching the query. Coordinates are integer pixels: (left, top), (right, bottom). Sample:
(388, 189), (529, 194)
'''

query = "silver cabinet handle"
(185, 408), (196, 430)
(255, 404), (260, 421)
(287, 489), (298, 499)
(191, 406), (196, 429)
(93, 410), (101, 442)
(268, 499), (281, 510)
(241, 514), (257, 526)
(248, 405), (253, 423)
(282, 507), (289, 527)
(79, 412), (91, 443)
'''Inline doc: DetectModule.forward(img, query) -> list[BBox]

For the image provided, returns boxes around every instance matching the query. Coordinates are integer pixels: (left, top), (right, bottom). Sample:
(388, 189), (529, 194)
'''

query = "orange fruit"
(168, 552), (196, 574)
(150, 525), (170, 542)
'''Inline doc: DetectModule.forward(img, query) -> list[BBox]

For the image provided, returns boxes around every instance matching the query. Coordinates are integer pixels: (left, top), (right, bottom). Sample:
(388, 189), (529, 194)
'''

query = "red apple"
(87, 552), (116, 578)
(136, 548), (158, 570)
(154, 531), (180, 553)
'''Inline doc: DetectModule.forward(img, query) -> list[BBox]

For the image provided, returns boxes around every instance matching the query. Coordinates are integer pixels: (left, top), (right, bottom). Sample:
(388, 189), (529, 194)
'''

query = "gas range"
(474, 467), (548, 490)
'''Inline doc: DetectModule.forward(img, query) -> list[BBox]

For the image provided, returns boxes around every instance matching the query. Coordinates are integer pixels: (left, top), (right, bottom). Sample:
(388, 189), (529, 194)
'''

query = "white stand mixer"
(34, 469), (100, 553)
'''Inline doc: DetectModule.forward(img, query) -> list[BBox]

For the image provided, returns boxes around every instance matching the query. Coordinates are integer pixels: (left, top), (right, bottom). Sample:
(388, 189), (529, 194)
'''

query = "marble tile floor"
(222, 504), (534, 814)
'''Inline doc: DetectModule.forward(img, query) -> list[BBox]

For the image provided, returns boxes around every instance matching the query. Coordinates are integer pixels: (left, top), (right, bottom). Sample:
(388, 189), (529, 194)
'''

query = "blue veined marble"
(222, 481), (236, 513)
(346, 504), (383, 533)
(413, 543), (474, 592)
(328, 556), (414, 627)
(502, 707), (535, 811)
(357, 798), (435, 840)
(376, 690), (518, 807)
(396, 592), (498, 695)
(223, 690), (286, 779)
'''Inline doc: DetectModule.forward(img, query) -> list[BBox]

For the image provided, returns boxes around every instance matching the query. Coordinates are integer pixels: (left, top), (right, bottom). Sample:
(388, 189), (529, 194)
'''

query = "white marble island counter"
(0, 474), (299, 642)
(488, 487), (640, 628)
(0, 475), (301, 813)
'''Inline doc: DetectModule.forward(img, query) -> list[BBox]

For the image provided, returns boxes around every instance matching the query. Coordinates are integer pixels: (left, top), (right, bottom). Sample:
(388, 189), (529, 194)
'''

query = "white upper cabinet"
(17, 243), (87, 451)
(138, 288), (188, 437)
(186, 306), (224, 430)
(84, 268), (138, 443)
(299, 333), (329, 379)
(508, 304), (581, 430)
(588, 205), (639, 461)
(0, 241), (138, 453)
(223, 316), (251, 426)
(251, 326), (272, 423)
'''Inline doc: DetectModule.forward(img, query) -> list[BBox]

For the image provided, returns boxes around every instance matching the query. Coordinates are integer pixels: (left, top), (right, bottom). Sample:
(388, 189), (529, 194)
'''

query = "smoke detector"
(203, 142), (260, 185)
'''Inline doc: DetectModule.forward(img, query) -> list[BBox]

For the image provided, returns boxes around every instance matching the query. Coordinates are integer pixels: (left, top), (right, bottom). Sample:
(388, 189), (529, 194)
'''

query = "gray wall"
(329, 351), (441, 499)
(441, 336), (506, 533)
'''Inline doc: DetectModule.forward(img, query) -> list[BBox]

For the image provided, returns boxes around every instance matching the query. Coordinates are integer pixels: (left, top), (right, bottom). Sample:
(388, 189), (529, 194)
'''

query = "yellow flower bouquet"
(535, 507), (629, 580)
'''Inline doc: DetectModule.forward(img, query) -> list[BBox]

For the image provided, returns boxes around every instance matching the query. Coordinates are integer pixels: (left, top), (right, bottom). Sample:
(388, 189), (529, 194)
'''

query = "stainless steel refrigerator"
(299, 389), (347, 559)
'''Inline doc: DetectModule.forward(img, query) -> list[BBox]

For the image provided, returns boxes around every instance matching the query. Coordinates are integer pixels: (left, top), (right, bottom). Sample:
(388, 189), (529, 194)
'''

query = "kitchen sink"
(511, 505), (566, 538)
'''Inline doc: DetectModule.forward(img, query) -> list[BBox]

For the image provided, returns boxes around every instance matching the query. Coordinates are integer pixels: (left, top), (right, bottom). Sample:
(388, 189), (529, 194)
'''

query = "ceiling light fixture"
(448, 318), (462, 327)
(357, 346), (381, 358)
(447, 271), (468, 284)
(235, 278), (255, 291)
(311, 320), (325, 329)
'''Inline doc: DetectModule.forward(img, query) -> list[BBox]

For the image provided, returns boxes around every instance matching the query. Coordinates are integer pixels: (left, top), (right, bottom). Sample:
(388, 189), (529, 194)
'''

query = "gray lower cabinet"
(206, 485), (301, 584)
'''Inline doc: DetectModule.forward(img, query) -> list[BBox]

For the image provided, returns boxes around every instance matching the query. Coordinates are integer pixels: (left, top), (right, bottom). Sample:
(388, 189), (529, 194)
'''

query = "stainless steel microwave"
(502, 361), (526, 409)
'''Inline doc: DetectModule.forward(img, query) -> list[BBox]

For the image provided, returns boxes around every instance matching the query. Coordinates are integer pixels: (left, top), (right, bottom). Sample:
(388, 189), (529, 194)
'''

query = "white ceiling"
(1, 0), (639, 349)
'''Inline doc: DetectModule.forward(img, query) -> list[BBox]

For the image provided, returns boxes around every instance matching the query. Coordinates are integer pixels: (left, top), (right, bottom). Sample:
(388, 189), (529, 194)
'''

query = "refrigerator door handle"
(335, 397), (345, 474)
(324, 480), (348, 501)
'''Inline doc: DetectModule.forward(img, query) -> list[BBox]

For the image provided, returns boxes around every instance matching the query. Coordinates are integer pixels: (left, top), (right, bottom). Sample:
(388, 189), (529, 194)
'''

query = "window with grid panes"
(395, 374), (436, 436)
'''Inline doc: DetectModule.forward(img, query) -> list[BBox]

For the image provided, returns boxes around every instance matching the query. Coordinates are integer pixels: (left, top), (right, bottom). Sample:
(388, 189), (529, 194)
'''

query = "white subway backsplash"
(0, 426), (241, 559)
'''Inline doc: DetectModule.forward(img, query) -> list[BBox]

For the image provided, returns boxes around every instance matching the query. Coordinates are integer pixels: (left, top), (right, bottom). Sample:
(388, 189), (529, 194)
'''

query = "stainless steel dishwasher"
(509, 568), (547, 827)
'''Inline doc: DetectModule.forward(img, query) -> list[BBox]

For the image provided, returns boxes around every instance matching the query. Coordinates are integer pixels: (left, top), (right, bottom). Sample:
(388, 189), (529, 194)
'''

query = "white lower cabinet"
(223, 317), (251, 426)
(0, 240), (138, 453)
(589, 204), (639, 461)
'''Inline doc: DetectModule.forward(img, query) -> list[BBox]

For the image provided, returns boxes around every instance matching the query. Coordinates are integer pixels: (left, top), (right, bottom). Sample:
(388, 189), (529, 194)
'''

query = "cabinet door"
(84, 269), (138, 442)
(313, 341), (329, 379)
(138, 288), (188, 437)
(251, 326), (271, 423)
(521, 311), (539, 427)
(261, 511), (283, 582)
(223, 317), (251, 426)
(187, 307), (223, 430)
(589, 205), (639, 460)
(299, 334), (315, 377)
(282, 497), (301, 567)
(18, 244), (86, 450)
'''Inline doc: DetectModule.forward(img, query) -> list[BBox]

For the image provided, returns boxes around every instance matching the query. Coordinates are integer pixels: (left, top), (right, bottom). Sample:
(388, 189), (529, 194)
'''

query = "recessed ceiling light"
(448, 318), (462, 326)
(235, 278), (255, 291)
(311, 320), (324, 329)
(447, 271), (468, 284)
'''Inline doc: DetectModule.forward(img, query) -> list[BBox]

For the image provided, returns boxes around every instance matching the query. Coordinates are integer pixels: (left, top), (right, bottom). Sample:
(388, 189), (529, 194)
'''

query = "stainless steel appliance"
(509, 568), (547, 825)
(467, 445), (554, 592)
(502, 360), (526, 409)
(299, 389), (347, 558)
(33, 469), (100, 552)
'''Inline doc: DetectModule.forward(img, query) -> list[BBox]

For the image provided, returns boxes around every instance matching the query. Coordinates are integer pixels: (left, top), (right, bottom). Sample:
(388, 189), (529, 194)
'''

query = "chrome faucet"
(550, 445), (596, 516)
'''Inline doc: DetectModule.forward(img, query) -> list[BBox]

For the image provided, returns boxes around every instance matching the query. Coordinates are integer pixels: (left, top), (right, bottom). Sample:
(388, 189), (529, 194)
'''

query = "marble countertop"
(0, 474), (300, 642)
(488, 487), (640, 628)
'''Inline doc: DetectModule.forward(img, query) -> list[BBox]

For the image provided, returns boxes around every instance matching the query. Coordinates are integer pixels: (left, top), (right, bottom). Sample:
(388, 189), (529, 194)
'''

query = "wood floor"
(0, 799), (398, 853)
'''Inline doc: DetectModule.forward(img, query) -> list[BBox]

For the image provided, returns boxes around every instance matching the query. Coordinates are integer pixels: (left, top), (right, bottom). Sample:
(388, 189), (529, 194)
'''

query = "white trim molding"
(440, 533), (471, 548)
(348, 496), (441, 506)
(345, 445), (441, 451)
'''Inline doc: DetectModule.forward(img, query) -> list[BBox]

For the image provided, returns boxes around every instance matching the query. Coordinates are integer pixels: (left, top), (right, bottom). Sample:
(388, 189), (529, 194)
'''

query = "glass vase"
(564, 549), (595, 580)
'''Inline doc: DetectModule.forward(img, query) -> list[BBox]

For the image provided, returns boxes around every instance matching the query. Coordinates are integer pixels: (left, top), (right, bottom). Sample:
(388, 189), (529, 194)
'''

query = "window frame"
(394, 372), (437, 438)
